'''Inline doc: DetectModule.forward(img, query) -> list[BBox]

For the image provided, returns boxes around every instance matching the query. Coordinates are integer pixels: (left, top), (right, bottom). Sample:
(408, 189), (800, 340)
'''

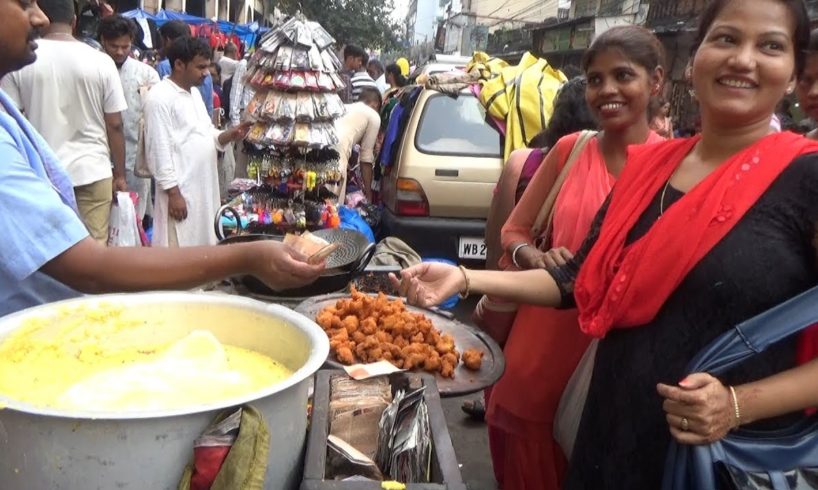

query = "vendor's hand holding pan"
(388, 263), (464, 308)
(252, 241), (325, 290)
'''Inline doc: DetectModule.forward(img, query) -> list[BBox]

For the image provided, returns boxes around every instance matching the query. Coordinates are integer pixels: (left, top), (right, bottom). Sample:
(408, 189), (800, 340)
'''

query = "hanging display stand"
(228, 14), (346, 235)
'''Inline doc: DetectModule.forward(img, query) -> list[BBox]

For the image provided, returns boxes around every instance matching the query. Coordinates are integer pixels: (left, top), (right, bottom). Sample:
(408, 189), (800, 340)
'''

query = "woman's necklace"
(659, 179), (672, 217)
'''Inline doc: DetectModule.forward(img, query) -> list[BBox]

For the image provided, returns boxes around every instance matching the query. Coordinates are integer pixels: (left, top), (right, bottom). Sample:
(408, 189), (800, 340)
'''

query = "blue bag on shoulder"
(663, 285), (818, 490)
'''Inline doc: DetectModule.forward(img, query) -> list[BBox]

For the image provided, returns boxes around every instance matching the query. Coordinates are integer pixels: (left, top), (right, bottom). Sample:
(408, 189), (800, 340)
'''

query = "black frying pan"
(214, 205), (376, 296)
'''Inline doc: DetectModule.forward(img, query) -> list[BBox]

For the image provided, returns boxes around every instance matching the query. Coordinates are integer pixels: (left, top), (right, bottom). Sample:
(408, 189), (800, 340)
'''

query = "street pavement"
(442, 296), (499, 490)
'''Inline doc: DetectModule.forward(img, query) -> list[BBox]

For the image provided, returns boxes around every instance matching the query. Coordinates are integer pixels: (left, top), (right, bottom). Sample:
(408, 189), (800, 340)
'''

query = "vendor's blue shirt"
(156, 59), (214, 117)
(0, 89), (87, 317)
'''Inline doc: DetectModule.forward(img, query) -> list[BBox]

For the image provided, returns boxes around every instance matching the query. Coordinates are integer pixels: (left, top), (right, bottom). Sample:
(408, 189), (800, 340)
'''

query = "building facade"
(532, 0), (649, 74)
(406, 0), (440, 46)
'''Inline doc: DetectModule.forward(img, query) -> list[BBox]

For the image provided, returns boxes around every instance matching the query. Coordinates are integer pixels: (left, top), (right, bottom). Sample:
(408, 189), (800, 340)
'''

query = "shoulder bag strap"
(687, 284), (818, 375)
(531, 130), (598, 239)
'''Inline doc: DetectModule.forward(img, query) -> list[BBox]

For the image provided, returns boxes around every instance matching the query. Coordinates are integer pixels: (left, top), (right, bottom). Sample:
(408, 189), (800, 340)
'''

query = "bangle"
(458, 265), (470, 299)
(729, 386), (741, 429)
(511, 243), (530, 269)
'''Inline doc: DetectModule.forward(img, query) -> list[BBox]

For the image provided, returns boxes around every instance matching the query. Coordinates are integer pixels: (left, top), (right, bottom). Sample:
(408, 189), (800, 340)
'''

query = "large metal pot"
(0, 292), (330, 490)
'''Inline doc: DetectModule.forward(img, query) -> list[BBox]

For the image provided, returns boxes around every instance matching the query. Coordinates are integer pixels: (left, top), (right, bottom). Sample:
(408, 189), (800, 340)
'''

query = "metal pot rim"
(0, 292), (330, 420)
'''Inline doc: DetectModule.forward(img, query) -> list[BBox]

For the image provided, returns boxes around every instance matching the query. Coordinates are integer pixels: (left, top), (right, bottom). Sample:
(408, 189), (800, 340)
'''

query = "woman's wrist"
(457, 265), (471, 299)
(729, 385), (742, 429)
(510, 242), (531, 268)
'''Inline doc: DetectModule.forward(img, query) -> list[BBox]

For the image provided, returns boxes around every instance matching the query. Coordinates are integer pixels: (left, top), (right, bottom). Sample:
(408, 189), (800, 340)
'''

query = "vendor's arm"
(41, 237), (323, 293)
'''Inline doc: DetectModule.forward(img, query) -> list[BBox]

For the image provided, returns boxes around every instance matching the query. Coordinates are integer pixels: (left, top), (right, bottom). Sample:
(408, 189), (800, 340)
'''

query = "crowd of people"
(391, 0), (818, 488)
(0, 0), (324, 316)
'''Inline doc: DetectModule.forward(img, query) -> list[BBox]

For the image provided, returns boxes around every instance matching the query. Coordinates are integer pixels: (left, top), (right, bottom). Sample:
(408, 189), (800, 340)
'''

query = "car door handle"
(435, 169), (459, 177)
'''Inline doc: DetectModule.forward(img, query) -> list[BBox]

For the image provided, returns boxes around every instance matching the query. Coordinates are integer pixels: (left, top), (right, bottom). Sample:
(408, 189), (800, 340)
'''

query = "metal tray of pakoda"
(294, 293), (505, 397)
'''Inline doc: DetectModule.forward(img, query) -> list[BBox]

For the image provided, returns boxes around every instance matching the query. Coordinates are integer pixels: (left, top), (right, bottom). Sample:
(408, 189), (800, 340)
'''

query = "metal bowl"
(0, 292), (329, 490)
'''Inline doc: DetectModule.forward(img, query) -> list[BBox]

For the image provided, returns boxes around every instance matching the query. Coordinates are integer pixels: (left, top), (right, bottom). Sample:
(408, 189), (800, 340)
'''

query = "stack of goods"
(237, 15), (347, 233)
(329, 377), (392, 460)
(375, 386), (432, 483)
(223, 185), (340, 235)
(324, 375), (433, 484)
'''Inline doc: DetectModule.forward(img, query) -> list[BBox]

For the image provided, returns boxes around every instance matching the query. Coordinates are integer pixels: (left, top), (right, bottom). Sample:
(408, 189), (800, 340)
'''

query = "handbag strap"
(531, 130), (597, 239)
(686, 285), (818, 375)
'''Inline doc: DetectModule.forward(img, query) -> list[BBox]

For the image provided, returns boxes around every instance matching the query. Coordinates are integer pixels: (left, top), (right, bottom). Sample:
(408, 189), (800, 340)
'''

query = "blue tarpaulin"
(120, 8), (269, 47)
(120, 8), (158, 20)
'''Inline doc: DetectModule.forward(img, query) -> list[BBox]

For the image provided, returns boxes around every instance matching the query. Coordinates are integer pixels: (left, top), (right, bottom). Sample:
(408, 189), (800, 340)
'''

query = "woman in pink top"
(488, 25), (666, 490)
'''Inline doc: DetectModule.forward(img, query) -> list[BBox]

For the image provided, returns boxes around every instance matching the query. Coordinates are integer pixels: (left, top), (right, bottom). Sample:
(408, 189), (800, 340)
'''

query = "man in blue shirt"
(155, 20), (214, 117)
(0, 0), (323, 317)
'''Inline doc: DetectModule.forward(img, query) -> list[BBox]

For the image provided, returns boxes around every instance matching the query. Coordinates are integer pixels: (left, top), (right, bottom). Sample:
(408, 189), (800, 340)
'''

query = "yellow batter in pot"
(0, 304), (292, 411)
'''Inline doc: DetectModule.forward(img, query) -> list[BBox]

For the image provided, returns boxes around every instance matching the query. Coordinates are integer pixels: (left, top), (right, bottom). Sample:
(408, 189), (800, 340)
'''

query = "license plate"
(458, 237), (487, 260)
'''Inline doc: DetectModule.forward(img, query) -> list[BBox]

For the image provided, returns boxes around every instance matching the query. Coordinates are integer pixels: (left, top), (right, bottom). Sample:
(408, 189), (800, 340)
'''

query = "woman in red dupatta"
(487, 25), (665, 490)
(393, 0), (818, 488)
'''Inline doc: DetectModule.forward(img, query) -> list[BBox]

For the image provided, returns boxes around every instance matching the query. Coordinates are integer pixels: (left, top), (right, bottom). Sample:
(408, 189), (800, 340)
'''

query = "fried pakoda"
(462, 349), (484, 370)
(315, 287), (480, 378)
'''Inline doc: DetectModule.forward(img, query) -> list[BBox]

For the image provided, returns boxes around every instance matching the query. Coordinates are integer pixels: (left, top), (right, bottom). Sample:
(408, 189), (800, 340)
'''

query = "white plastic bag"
(108, 192), (142, 247)
(554, 339), (598, 460)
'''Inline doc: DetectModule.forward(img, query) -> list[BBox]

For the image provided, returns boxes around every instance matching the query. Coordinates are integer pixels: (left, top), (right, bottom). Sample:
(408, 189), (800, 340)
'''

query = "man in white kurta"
(99, 15), (160, 221)
(143, 37), (248, 247)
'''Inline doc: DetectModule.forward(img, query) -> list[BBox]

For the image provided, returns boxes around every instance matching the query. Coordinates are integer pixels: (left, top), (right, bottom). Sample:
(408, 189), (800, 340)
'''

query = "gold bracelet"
(458, 265), (470, 299)
(729, 386), (741, 429)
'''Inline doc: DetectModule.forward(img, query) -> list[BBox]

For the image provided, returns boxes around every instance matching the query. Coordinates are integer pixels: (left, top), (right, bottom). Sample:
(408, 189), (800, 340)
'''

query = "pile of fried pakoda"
(316, 288), (483, 378)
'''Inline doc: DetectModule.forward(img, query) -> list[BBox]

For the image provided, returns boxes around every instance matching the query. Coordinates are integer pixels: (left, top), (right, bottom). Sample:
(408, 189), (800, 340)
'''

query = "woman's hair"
(808, 28), (818, 53)
(581, 25), (666, 74)
(529, 77), (597, 149)
(648, 96), (670, 121)
(692, 0), (810, 76)
(385, 63), (408, 87)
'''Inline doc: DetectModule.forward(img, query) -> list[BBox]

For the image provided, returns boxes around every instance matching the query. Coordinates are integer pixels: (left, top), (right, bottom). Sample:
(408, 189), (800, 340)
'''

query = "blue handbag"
(662, 285), (818, 490)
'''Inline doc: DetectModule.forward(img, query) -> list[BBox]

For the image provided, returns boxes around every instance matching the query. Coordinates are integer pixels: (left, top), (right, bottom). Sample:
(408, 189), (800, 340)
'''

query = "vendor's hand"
(515, 245), (546, 270)
(168, 190), (188, 221)
(543, 247), (574, 269)
(657, 373), (736, 445)
(388, 263), (464, 308)
(251, 242), (325, 290)
(113, 176), (128, 194)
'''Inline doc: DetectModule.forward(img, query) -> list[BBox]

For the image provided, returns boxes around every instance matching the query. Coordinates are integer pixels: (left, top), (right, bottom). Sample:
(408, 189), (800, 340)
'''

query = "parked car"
(379, 86), (504, 265)
(411, 55), (472, 78)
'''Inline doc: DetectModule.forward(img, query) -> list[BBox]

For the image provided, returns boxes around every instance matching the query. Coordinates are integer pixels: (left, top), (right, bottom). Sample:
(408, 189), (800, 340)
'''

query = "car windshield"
(415, 94), (502, 157)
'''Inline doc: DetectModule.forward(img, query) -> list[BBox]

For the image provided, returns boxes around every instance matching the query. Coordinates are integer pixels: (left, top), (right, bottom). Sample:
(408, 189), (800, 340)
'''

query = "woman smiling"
(391, 0), (818, 486)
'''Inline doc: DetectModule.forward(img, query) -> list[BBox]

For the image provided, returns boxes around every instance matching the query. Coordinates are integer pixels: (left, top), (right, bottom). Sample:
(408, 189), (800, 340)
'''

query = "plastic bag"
(108, 192), (142, 247)
(339, 206), (375, 243)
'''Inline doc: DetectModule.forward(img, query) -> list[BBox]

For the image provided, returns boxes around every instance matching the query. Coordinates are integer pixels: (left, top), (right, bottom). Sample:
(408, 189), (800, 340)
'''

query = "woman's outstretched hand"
(388, 262), (466, 308)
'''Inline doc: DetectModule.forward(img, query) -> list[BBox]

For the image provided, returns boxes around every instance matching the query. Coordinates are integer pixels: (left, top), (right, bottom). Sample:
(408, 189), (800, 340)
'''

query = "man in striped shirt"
(343, 44), (377, 103)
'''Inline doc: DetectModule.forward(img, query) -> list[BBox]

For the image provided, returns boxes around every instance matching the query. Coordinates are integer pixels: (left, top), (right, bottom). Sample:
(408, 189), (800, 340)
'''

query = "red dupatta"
(574, 132), (818, 338)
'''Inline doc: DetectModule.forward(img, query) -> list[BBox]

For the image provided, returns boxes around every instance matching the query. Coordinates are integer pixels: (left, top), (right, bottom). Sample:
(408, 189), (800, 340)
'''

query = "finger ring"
(681, 417), (689, 431)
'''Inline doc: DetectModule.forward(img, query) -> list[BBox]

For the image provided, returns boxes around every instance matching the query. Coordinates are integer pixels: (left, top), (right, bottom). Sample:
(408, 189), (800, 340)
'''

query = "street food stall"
(0, 14), (504, 490)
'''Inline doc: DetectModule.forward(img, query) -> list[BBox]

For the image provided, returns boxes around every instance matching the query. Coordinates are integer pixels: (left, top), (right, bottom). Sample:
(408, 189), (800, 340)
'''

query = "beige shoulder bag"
(530, 129), (597, 246)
